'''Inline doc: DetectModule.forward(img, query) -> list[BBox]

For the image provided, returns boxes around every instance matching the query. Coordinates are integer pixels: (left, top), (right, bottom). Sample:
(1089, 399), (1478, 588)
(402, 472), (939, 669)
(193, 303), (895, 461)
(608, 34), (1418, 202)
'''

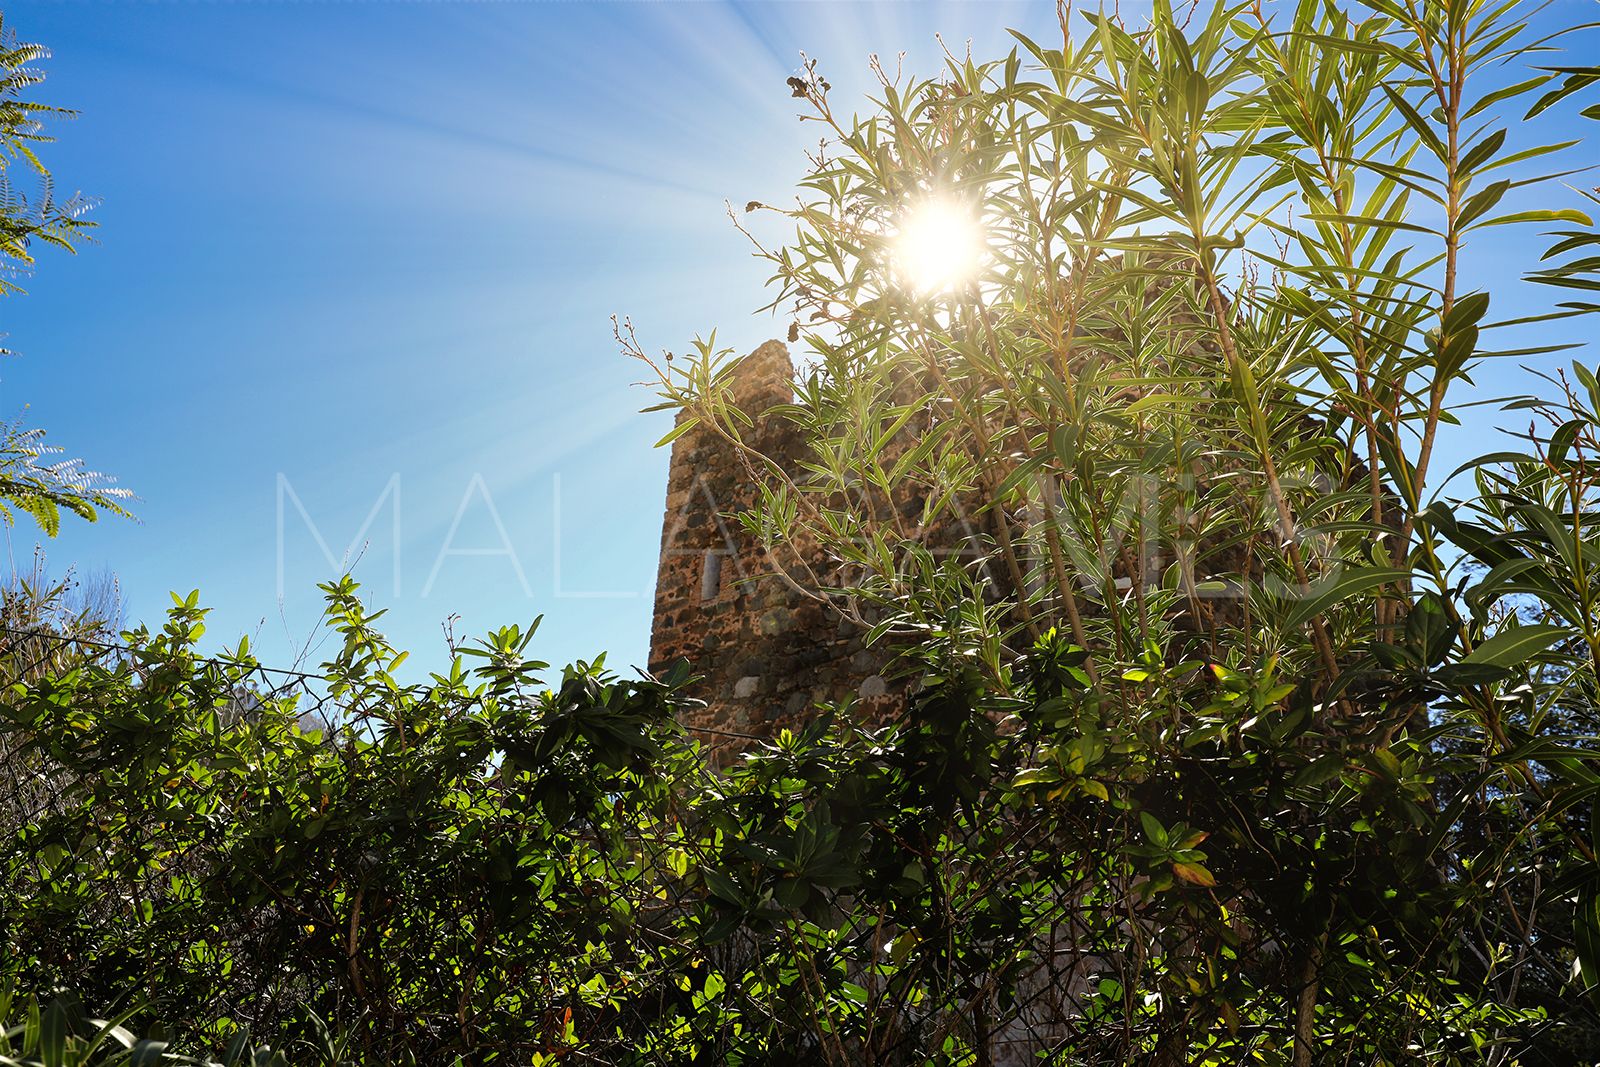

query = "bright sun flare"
(889, 198), (987, 295)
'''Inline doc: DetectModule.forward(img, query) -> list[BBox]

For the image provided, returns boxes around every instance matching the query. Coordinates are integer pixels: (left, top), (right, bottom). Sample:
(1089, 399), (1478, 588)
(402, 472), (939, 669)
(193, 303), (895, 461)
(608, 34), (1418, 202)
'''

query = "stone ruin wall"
(648, 340), (924, 745)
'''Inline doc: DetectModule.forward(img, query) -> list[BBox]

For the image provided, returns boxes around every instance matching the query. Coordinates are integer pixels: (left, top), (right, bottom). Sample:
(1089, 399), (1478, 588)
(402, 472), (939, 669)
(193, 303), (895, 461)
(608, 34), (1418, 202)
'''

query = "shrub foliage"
(0, 13), (127, 533)
(0, 521), (1599, 1064)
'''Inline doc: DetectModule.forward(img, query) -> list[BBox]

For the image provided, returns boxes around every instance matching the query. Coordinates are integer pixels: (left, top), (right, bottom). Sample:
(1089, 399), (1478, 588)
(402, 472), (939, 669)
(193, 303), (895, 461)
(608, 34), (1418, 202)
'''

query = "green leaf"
(1576, 883), (1600, 1002)
(1381, 84), (1448, 163)
(1572, 361), (1600, 416)
(1279, 568), (1414, 630)
(1292, 753), (1347, 789)
(1464, 76), (1551, 120)
(1457, 179), (1510, 229)
(1461, 624), (1571, 668)
(40, 999), (65, 1067)
(1010, 766), (1064, 789)
(653, 417), (700, 449)
(1172, 861), (1216, 888)
(1548, 418), (1585, 465)
(1303, 211), (1437, 236)
(1526, 66), (1600, 119)
(1465, 557), (1542, 610)
(701, 866), (745, 906)
(995, 455), (1048, 499)
(1479, 208), (1594, 228)
(1290, 32), (1392, 57)
(1457, 130), (1505, 176)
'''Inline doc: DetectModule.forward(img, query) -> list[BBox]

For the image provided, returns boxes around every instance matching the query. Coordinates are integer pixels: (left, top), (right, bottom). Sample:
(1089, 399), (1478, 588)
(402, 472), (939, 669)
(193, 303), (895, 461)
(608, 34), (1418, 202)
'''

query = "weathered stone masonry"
(647, 340), (902, 742)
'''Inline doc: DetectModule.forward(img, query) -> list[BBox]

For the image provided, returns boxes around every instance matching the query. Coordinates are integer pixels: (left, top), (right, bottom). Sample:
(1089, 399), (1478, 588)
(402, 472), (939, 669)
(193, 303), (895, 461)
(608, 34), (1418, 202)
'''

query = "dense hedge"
(2, 568), (1596, 1065)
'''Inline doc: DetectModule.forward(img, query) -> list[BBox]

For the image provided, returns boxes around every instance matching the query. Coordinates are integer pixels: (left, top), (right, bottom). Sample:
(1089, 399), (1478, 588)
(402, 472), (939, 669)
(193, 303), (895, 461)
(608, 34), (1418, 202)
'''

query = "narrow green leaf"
(1280, 568), (1414, 630)
(1479, 208), (1594, 229)
(1461, 623), (1572, 668)
(653, 417), (700, 449)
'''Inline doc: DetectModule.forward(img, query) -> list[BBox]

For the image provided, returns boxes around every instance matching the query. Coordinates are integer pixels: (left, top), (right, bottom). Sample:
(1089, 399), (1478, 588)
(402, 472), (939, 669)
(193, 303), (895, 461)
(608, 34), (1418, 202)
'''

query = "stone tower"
(648, 340), (899, 743)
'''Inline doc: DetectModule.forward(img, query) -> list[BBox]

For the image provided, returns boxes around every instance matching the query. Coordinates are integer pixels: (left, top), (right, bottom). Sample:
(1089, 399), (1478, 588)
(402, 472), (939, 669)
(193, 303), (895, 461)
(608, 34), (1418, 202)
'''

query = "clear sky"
(1, 0), (1596, 677)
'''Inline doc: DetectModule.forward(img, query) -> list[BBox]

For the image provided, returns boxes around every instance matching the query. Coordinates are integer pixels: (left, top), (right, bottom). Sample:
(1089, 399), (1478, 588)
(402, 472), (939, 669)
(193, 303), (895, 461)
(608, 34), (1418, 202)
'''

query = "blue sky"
(1, 0), (1596, 676)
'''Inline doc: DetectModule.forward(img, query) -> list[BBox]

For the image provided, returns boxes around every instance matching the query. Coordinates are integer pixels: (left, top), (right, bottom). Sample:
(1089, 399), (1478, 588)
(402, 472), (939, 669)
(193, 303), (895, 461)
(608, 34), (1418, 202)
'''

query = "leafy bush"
(2, 542), (1600, 1063)
(2, 581), (706, 1064)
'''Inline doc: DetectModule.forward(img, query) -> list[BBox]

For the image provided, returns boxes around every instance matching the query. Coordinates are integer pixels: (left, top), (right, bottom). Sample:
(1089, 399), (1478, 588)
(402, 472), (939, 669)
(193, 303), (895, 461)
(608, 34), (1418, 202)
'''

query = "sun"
(889, 197), (988, 296)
